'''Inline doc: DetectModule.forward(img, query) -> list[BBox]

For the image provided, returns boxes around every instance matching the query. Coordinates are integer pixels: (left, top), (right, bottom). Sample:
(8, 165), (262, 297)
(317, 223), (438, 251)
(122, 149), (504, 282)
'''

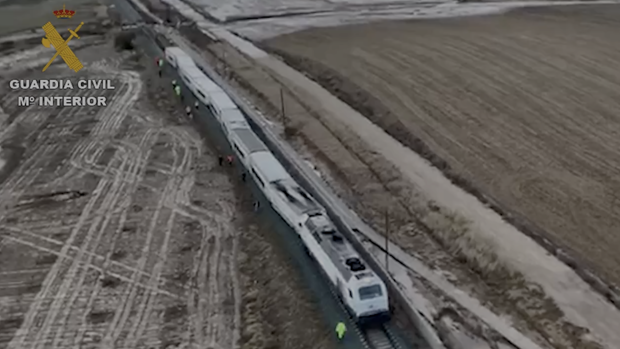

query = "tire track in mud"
(103, 131), (180, 347)
(0, 90), (54, 140)
(0, 225), (159, 282)
(187, 192), (238, 348)
(6, 74), (141, 349)
(26, 167), (124, 349)
(0, 233), (178, 299)
(42, 142), (140, 348)
(188, 222), (209, 346)
(70, 129), (159, 348)
(0, 90), (83, 222)
(28, 75), (142, 349)
(7, 177), (111, 349)
(92, 72), (141, 137)
(124, 128), (194, 347)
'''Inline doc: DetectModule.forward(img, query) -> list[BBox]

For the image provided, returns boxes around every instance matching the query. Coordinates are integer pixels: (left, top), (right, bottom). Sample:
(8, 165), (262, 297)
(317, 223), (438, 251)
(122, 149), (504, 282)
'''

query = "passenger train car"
(164, 47), (194, 68)
(178, 64), (219, 105)
(166, 46), (390, 323)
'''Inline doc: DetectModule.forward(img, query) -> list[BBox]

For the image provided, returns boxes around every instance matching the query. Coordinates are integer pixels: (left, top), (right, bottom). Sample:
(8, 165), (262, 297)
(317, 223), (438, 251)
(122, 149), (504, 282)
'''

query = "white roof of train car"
(165, 47), (194, 64)
(193, 76), (221, 94)
(251, 151), (289, 182)
(272, 178), (323, 217)
(232, 128), (268, 154)
(210, 91), (237, 111)
(305, 213), (376, 283)
(178, 64), (205, 79)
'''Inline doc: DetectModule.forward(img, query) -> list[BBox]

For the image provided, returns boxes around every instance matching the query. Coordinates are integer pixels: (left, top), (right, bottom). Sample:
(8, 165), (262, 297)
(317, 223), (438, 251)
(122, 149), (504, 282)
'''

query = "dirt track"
(0, 31), (334, 348)
(263, 4), (620, 295)
(0, 41), (243, 348)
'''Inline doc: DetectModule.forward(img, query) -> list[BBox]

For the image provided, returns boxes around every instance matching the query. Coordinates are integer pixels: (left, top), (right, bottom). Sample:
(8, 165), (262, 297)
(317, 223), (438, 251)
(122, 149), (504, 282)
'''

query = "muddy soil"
(0, 27), (335, 349)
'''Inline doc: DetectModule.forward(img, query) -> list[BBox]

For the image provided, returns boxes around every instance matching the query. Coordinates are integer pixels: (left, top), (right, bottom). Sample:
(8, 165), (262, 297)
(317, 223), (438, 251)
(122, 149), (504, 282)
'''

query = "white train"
(164, 46), (390, 323)
(164, 47), (193, 68)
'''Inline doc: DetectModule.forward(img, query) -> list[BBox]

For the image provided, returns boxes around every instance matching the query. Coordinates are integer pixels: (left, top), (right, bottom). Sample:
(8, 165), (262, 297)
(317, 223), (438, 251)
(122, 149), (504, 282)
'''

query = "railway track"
(119, 1), (424, 348)
(364, 325), (401, 349)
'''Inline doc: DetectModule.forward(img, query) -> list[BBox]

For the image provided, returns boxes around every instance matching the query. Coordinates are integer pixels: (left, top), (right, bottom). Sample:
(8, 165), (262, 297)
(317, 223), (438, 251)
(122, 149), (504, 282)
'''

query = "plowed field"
(263, 5), (620, 288)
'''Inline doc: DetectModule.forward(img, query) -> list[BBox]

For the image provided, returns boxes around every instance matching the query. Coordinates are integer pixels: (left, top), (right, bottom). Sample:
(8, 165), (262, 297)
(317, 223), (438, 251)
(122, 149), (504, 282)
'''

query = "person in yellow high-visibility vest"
(336, 322), (346, 340)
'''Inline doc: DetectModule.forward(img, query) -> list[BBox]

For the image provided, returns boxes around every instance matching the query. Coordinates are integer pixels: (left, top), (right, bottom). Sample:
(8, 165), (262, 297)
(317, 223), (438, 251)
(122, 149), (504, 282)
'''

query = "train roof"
(193, 76), (221, 93)
(165, 47), (194, 64)
(165, 47), (190, 58)
(272, 178), (323, 217)
(250, 151), (290, 182)
(232, 128), (268, 154)
(210, 91), (237, 110)
(222, 109), (249, 129)
(178, 64), (204, 79)
(165, 47), (185, 55)
(305, 213), (376, 283)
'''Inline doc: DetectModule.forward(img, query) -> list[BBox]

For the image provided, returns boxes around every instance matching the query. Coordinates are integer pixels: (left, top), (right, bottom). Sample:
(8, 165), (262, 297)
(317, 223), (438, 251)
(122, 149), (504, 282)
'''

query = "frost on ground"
(179, 0), (620, 39)
(0, 28), (335, 349)
(0, 39), (240, 348)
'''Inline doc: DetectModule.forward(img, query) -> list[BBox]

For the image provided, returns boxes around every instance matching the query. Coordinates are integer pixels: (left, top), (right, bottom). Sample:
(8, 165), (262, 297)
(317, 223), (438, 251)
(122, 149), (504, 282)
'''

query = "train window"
(312, 231), (321, 243)
(197, 90), (206, 98)
(206, 104), (217, 117)
(233, 143), (244, 158)
(348, 289), (353, 298)
(358, 285), (382, 300)
(251, 168), (265, 187)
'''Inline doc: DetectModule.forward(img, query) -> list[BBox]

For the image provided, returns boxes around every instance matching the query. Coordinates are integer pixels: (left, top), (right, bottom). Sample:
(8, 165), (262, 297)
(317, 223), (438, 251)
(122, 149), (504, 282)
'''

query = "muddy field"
(263, 5), (620, 292)
(0, 27), (334, 349)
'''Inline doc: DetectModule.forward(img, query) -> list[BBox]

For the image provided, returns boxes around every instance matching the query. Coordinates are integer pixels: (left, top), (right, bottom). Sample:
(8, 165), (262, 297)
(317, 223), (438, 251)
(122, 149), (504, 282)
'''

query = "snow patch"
(180, 0), (620, 39)
(0, 30), (45, 44)
(0, 46), (50, 69)
(161, 0), (213, 25)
